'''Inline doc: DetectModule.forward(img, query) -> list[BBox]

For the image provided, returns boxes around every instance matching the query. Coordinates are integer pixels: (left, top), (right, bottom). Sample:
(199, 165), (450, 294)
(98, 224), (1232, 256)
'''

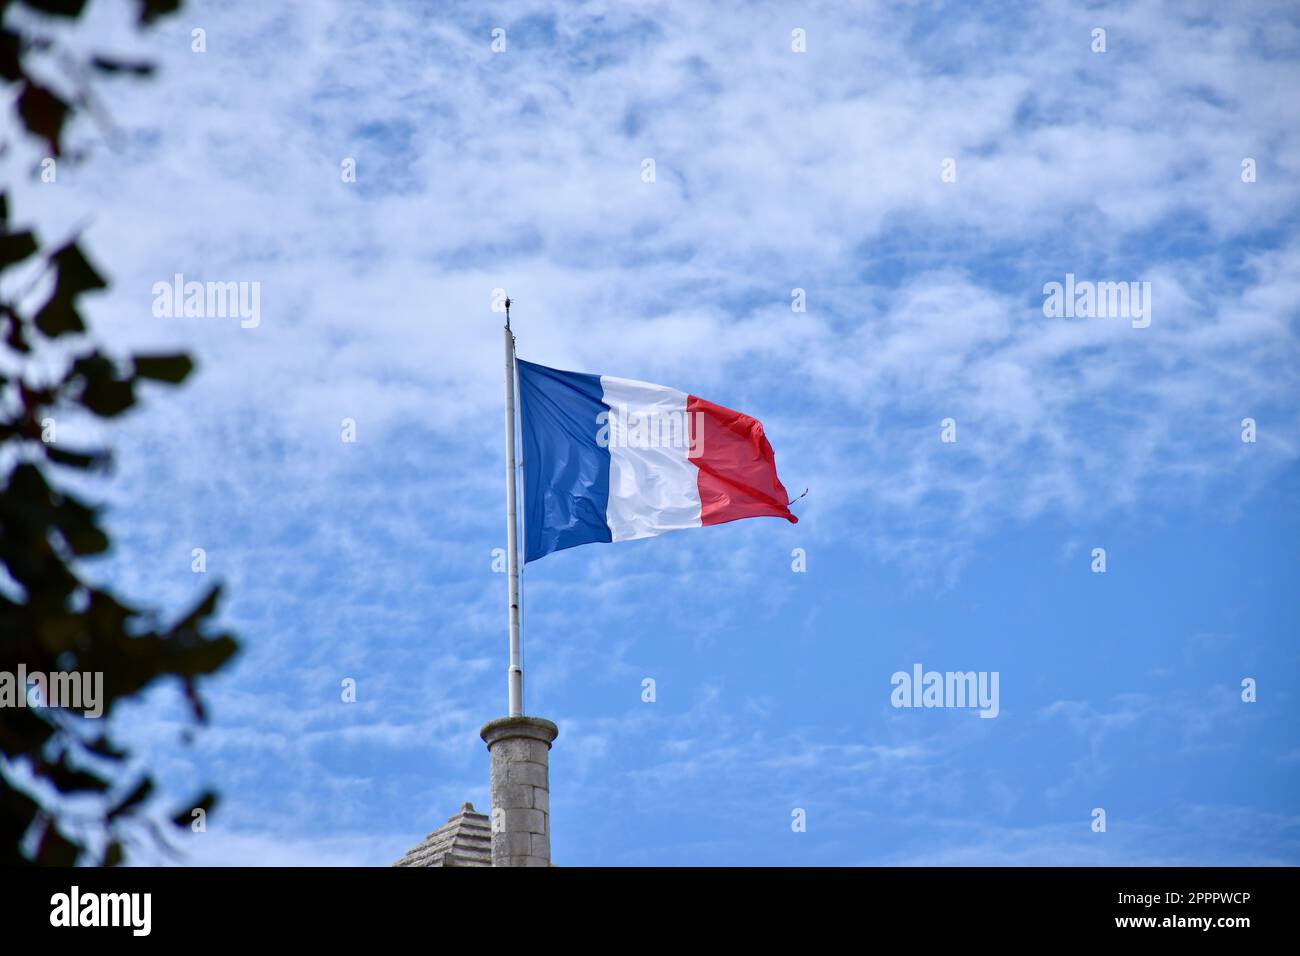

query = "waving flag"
(516, 359), (798, 562)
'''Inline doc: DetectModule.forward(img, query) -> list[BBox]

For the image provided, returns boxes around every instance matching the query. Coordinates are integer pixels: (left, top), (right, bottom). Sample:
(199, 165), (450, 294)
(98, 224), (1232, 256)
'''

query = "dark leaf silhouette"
(16, 83), (69, 158)
(133, 353), (194, 384)
(1, 0), (238, 866)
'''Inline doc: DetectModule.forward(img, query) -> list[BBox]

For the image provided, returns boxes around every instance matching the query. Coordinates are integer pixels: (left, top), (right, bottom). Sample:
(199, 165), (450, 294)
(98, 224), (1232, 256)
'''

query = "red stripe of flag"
(688, 395), (798, 527)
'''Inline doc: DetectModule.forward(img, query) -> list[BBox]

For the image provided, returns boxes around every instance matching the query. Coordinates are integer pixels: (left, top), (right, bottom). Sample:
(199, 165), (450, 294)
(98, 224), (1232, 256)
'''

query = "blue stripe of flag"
(516, 359), (612, 562)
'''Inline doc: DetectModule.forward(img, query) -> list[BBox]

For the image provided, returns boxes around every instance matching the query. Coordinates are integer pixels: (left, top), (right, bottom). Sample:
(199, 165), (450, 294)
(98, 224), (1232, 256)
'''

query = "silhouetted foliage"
(1, 0), (238, 865)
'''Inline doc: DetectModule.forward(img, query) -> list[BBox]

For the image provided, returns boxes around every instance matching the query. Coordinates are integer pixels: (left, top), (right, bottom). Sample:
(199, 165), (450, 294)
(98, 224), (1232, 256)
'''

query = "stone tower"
(480, 716), (558, 867)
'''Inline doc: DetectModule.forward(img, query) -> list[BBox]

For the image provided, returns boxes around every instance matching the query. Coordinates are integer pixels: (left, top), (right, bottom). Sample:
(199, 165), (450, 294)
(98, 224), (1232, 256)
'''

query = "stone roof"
(393, 802), (492, 867)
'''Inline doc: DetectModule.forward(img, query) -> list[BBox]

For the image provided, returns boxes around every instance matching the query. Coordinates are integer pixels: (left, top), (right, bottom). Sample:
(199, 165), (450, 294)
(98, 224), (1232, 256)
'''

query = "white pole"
(503, 304), (524, 717)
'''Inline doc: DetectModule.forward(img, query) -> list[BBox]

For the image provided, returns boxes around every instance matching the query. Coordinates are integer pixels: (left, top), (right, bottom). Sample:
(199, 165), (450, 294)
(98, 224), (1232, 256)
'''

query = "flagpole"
(503, 298), (524, 717)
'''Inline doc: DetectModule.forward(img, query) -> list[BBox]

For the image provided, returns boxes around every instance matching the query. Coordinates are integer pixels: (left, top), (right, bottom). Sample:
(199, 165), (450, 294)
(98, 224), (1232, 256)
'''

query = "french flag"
(517, 359), (799, 562)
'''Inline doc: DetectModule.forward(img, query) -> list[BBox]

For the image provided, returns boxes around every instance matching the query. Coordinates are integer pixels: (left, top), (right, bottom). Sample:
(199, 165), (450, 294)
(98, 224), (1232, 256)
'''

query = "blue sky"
(5, 0), (1299, 864)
